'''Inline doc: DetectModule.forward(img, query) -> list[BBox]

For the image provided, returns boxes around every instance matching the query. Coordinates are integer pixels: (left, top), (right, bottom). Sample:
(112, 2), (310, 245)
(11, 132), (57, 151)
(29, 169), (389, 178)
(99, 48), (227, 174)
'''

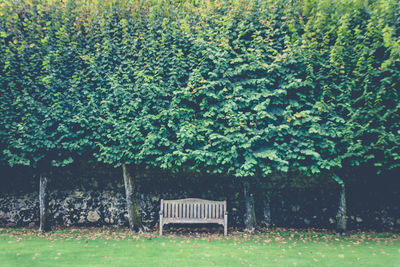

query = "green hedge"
(1, 0), (399, 179)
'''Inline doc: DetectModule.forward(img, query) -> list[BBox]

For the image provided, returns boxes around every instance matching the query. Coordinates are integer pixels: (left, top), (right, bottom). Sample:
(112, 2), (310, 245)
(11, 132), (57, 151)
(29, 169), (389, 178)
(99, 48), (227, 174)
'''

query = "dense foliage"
(0, 0), (399, 230)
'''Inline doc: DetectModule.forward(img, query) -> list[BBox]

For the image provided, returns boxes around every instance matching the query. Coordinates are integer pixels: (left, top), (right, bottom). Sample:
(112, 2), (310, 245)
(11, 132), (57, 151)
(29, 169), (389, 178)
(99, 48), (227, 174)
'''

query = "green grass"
(0, 227), (399, 267)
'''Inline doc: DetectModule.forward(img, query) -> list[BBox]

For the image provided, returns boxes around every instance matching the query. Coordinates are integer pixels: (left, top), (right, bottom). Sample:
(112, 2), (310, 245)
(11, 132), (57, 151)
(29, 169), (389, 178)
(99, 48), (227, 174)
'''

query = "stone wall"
(1, 189), (399, 231)
(0, 190), (159, 228)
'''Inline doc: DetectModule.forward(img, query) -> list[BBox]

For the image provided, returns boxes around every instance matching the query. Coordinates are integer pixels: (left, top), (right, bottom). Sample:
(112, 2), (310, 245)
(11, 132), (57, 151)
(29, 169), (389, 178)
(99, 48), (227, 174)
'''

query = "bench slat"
(174, 203), (177, 218)
(212, 204), (216, 219)
(199, 203), (203, 219)
(199, 203), (202, 218)
(198, 203), (201, 219)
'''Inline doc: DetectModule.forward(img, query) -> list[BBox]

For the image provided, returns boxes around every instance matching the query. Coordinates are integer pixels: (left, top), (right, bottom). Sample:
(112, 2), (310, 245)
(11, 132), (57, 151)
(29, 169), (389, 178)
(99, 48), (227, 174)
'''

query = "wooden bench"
(159, 198), (228, 236)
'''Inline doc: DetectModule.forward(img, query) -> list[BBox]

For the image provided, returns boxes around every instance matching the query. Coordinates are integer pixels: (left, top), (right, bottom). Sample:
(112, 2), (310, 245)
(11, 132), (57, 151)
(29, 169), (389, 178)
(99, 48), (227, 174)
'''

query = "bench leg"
(224, 214), (228, 236)
(159, 215), (163, 236)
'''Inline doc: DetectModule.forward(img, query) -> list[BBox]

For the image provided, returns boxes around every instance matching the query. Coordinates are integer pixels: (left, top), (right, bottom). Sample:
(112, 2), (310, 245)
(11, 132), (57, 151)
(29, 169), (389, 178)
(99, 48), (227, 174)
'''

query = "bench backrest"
(161, 198), (226, 219)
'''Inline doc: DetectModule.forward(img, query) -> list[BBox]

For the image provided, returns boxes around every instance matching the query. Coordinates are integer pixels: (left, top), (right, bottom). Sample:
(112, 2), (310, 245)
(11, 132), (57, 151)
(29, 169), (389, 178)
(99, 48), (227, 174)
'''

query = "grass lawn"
(0, 227), (399, 267)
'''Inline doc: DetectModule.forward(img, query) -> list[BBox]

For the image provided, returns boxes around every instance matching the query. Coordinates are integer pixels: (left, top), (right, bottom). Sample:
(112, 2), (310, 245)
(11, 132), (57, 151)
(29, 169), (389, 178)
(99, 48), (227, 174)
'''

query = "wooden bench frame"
(159, 198), (228, 236)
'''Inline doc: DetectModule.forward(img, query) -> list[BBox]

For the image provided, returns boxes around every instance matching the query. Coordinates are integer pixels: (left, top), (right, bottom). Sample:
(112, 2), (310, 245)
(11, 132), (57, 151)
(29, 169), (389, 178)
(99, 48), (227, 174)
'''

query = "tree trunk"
(260, 196), (272, 228)
(39, 175), (50, 232)
(243, 181), (255, 231)
(336, 184), (347, 234)
(122, 164), (143, 232)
